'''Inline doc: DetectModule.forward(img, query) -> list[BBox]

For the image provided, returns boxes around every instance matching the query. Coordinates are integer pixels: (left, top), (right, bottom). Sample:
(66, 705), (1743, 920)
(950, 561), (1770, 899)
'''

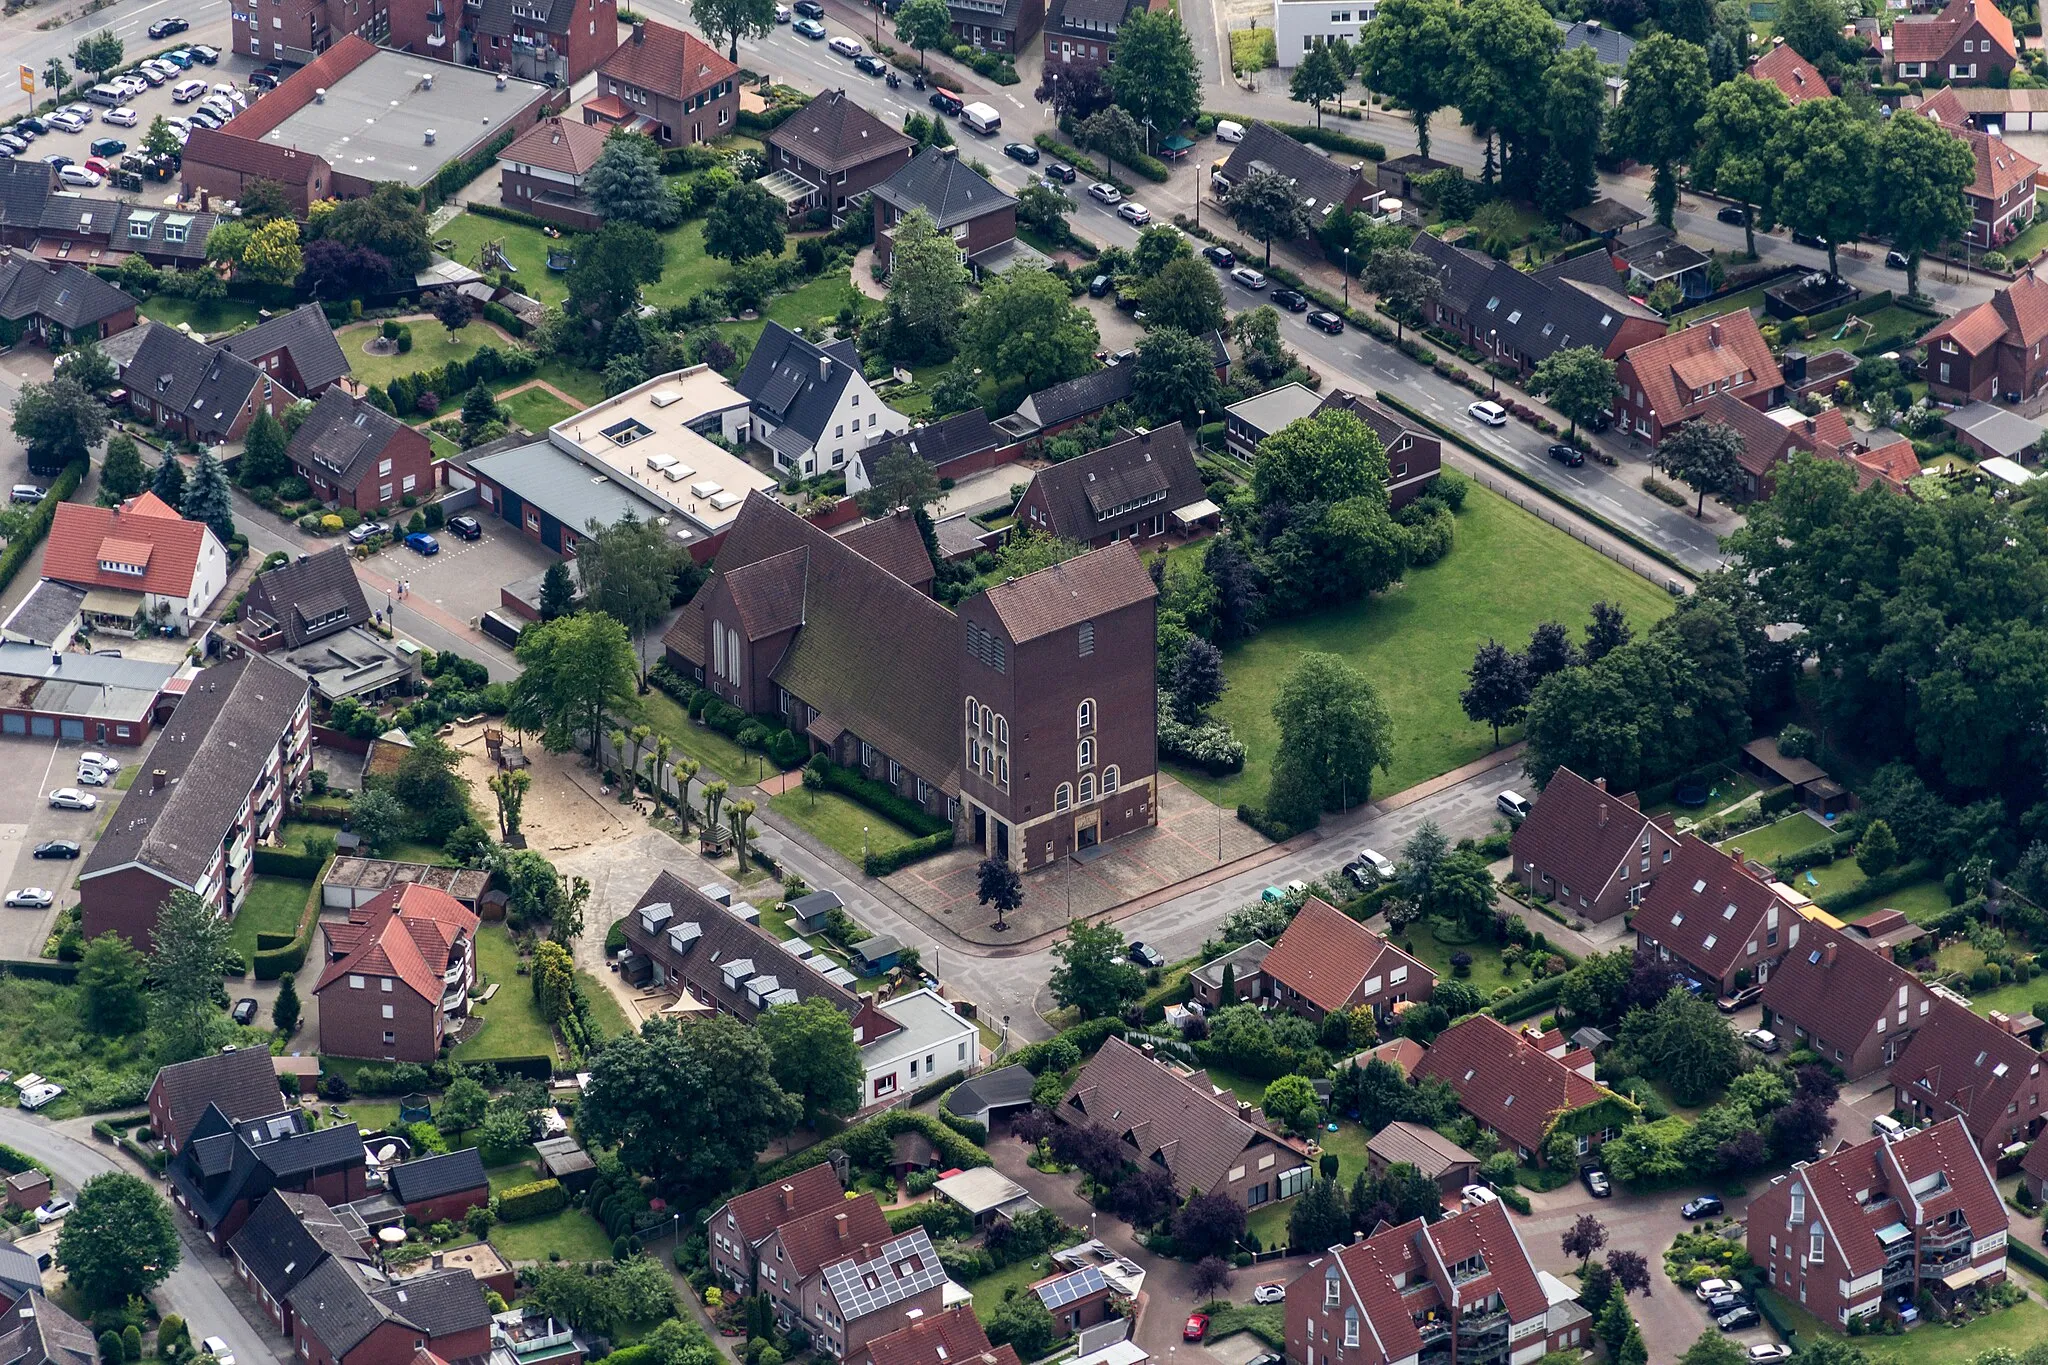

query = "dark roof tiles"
(768, 90), (914, 174)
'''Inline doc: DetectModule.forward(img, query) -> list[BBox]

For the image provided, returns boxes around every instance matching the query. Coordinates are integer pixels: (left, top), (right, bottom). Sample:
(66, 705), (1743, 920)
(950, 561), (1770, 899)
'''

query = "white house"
(734, 322), (910, 478)
(41, 493), (229, 636)
(857, 988), (980, 1107)
(1273, 0), (1374, 66)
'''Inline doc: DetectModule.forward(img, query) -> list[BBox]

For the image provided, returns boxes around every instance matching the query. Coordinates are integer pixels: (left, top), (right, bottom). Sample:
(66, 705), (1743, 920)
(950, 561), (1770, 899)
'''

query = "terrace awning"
(758, 169), (818, 205)
(1173, 498), (1220, 527)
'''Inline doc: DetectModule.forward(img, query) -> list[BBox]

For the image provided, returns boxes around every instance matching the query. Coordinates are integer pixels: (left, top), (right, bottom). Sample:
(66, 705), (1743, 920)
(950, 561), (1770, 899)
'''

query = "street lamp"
(1343, 245), (1350, 310)
(863, 825), (870, 860)
(1488, 329), (1499, 397)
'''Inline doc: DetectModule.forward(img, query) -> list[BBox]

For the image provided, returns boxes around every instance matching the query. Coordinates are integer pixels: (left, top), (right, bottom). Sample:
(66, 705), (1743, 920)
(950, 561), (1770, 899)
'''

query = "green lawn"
(501, 387), (578, 435)
(715, 271), (877, 354)
(1839, 878), (1951, 925)
(1166, 484), (1674, 808)
(489, 1206), (617, 1262)
(1677, 282), (1777, 325)
(428, 431), (464, 462)
(1401, 923), (1553, 1003)
(139, 294), (266, 337)
(335, 321), (526, 391)
(1714, 814), (1865, 898)
(1640, 761), (1762, 821)
(451, 924), (558, 1064)
(229, 876), (312, 964)
(639, 684), (755, 783)
(439, 212), (780, 312)
(1934, 942), (2048, 1021)
(523, 361), (607, 406)
(487, 1160), (540, 1194)
(1998, 196), (2048, 262)
(967, 1254), (1060, 1319)
(768, 787), (919, 864)
(1856, 1275), (2048, 1365)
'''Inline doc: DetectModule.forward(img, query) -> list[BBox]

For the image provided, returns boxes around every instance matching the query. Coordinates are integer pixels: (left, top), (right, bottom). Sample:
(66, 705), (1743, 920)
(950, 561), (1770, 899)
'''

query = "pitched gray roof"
(1047, 0), (1139, 37)
(290, 1255), (394, 1358)
(467, 440), (660, 530)
(228, 1191), (376, 1303)
(1022, 422), (1207, 539)
(1219, 123), (1373, 221)
(856, 409), (1004, 471)
(0, 1293), (97, 1365)
(0, 251), (135, 331)
(288, 389), (412, 495)
(1018, 362), (1135, 429)
(736, 322), (861, 447)
(873, 148), (1016, 232)
(0, 161), (53, 230)
(1, 580), (86, 648)
(1556, 18), (1635, 66)
(242, 546), (370, 649)
(148, 1045), (287, 1150)
(79, 653), (309, 892)
(767, 90), (914, 174)
(387, 1148), (487, 1206)
(370, 1266), (490, 1337)
(117, 322), (267, 444)
(942, 1064), (1036, 1120)
(215, 304), (351, 394)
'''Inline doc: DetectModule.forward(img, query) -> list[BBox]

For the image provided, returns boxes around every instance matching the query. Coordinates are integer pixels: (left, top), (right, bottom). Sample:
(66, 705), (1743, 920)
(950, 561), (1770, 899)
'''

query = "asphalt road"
(0, 0), (234, 112)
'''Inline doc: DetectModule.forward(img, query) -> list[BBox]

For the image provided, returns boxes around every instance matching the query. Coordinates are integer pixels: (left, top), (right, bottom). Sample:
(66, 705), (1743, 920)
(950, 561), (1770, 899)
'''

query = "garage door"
(59, 720), (84, 741)
(1, 716), (22, 735)
(29, 717), (54, 737)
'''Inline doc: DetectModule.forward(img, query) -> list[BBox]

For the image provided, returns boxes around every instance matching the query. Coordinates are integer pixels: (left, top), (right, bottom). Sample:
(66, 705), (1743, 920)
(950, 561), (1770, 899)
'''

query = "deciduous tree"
(71, 30), (122, 78)
(78, 933), (145, 1035)
(1461, 639), (1530, 747)
(1228, 167), (1310, 266)
(1290, 41), (1347, 126)
(1049, 918), (1144, 1018)
(1774, 0), (1846, 62)
(976, 855), (1024, 929)
(963, 267), (1099, 392)
(510, 611), (640, 756)
(1658, 418), (1746, 516)
(1876, 111), (1975, 299)
(1770, 98), (1877, 279)
(758, 996), (863, 1122)
(704, 182), (787, 264)
(1287, 1176), (1351, 1250)
(1357, 0), (1456, 158)
(1141, 255), (1226, 335)
(1364, 248), (1439, 341)
(1611, 34), (1710, 226)
(57, 1174), (177, 1308)
(12, 377), (106, 473)
(1454, 0), (1558, 186)
(1693, 76), (1789, 256)
(1105, 10), (1200, 141)
(895, 0), (953, 67)
(1561, 1213), (1608, 1267)
(1268, 652), (1393, 826)
(691, 0), (779, 60)
(98, 434), (146, 504)
(883, 206), (970, 363)
(1132, 325), (1218, 425)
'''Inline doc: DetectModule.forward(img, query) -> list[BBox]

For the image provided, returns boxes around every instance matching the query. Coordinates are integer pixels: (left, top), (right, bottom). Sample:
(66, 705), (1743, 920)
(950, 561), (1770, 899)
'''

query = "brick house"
(386, 1149), (489, 1224)
(1188, 940), (1271, 1010)
(104, 321), (289, 448)
(1258, 896), (1434, 1024)
(289, 388), (437, 513)
(1699, 392), (1920, 500)
(1922, 272), (2048, 405)
(419, 0), (621, 85)
(229, 1191), (379, 1334)
(2021, 1133), (2048, 1202)
(946, 0), (1043, 52)
(226, 0), (387, 66)
(1058, 1035), (1311, 1209)
(1410, 232), (1666, 380)
(148, 1046), (286, 1157)
(0, 1291), (99, 1365)
(1012, 424), (1213, 548)
(583, 23), (736, 149)
(1892, 999), (2048, 1160)
(1508, 767), (1681, 922)
(213, 304), (352, 400)
(1041, 0), (1141, 72)
(498, 116), (610, 231)
(1411, 1015), (1621, 1166)
(76, 653), (311, 947)
(1915, 92), (2039, 246)
(1284, 1201), (1588, 1365)
(846, 410), (1013, 497)
(1029, 1267), (1116, 1338)
(853, 1309), (1020, 1365)
(1751, 43), (1832, 101)
(1364, 1122), (1481, 1197)
(1631, 835), (1796, 999)
(1747, 1118), (2009, 1329)
(753, 1195), (891, 1333)
(167, 1107), (368, 1249)
(0, 162), (218, 270)
(1315, 391), (1443, 508)
(871, 147), (1023, 277)
(237, 546), (371, 653)
(1760, 928), (1930, 1080)
(0, 252), (137, 348)
(765, 90), (914, 222)
(766, 1222), (947, 1361)
(1891, 0), (2016, 83)
(1613, 310), (1785, 443)
(313, 885), (480, 1063)
(706, 1163), (846, 1293)
(289, 1253), (491, 1365)
(2, 1172), (48, 1214)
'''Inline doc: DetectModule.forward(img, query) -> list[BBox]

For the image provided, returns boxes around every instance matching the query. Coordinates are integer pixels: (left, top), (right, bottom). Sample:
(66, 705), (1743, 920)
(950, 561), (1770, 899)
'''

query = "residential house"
(496, 116), (610, 231)
(1030, 1267), (1117, 1339)
(734, 322), (911, 479)
(1214, 123), (1381, 232)
(167, 1106), (369, 1248)
(1752, 43), (1833, 102)
(0, 162), (217, 269)
(2021, 1132), (2048, 1202)
(847, 409), (1012, 497)
(287, 1250), (491, 1365)
(753, 1194), (892, 1334)
(1284, 1201), (1578, 1365)
(1189, 940), (1271, 1009)
(1747, 1117), (2009, 1328)
(873, 147), (1041, 278)
(1557, 19), (1634, 106)
(213, 304), (352, 400)
(289, 388), (437, 513)
(313, 885), (481, 1063)
(1613, 311), (1786, 442)
(945, 0), (1043, 52)
(1044, 0), (1143, 71)
(1058, 1035), (1311, 1209)
(1411, 1015), (1623, 1166)
(430, 0), (620, 85)
(1891, 0), (2017, 83)
(1001, 364), (1137, 440)
(237, 546), (372, 653)
(1259, 896), (1435, 1024)
(1314, 390), (1445, 507)
(1410, 231), (1665, 379)
(76, 653), (312, 947)
(1921, 271), (2048, 405)
(39, 492), (228, 635)
(1223, 382), (1322, 459)
(1892, 999), (2048, 1160)
(764, 90), (915, 222)
(105, 321), (289, 447)
(148, 1046), (288, 1158)
(1761, 930), (1930, 1080)
(0, 1292), (101, 1365)
(0, 251), (136, 348)
(1632, 835), (1797, 998)
(228, 1191), (378, 1334)
(1011, 423), (1214, 548)
(854, 1308), (1020, 1365)
(834, 512), (938, 593)
(1364, 1122), (1480, 1197)
(1914, 92), (2039, 246)
(1615, 224), (1714, 301)
(1275, 0), (1371, 67)
(803, 1226), (949, 1361)
(1508, 767), (1682, 923)
(387, 1149), (489, 1224)
(706, 1163), (847, 1293)
(582, 23), (736, 149)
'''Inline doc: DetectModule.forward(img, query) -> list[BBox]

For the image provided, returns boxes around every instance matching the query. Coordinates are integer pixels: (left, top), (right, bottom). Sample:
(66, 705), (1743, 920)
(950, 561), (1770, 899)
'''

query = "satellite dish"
(376, 1144), (399, 1163)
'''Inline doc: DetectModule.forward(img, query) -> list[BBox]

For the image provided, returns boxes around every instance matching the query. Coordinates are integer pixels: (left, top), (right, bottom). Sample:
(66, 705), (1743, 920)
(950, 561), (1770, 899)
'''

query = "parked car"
(347, 520), (390, 545)
(1886, 249), (1909, 270)
(447, 515), (482, 541)
(1087, 274), (1113, 298)
(149, 16), (190, 37)
(1003, 141), (1039, 165)
(46, 113), (85, 133)
(0, 135), (24, 155)
(928, 88), (962, 114)
(1349, 849), (1395, 884)
(792, 17), (826, 36)
(1087, 182), (1121, 205)
(1229, 265), (1267, 290)
(200, 1340), (234, 1365)
(1045, 161), (1076, 183)
(405, 532), (441, 556)
(161, 49), (194, 67)
(231, 998), (259, 1025)
(48, 789), (96, 811)
(1182, 1316), (1208, 1343)
(32, 1197), (72, 1224)
(775, 4), (791, 17)
(1744, 1028), (1781, 1053)
(133, 65), (168, 85)
(1129, 941), (1165, 969)
(56, 165), (101, 188)
(1252, 1283), (1286, 1305)
(1716, 204), (1748, 225)
(250, 66), (282, 89)
(1307, 308), (1344, 334)
(1582, 1169), (1611, 1198)
(1695, 1280), (1740, 1303)
(172, 79), (208, 102)
(1790, 230), (1826, 249)
(793, 0), (825, 14)
(853, 53), (888, 75)
(1496, 790), (1531, 820)
(186, 109), (221, 130)
(1714, 1307), (1759, 1332)
(1202, 244), (1236, 268)
(88, 137), (125, 157)
(827, 34), (863, 56)
(1547, 442), (1586, 467)
(190, 43), (220, 62)
(15, 118), (45, 135)
(75, 765), (109, 787)
(3, 889), (51, 909)
(1468, 399), (1508, 426)
(1272, 288), (1307, 311)
(1745, 1347), (1792, 1364)
(31, 842), (77, 860)
(102, 108), (138, 127)
(1681, 1195), (1725, 1220)
(1716, 984), (1763, 1013)
(1117, 202), (1150, 225)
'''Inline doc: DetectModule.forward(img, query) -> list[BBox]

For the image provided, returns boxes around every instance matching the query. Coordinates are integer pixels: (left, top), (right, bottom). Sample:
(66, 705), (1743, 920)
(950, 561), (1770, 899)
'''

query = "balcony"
(1922, 1223), (1971, 1254)
(1414, 1320), (1449, 1347)
(1456, 1307), (1509, 1339)
(1883, 1262), (1916, 1291)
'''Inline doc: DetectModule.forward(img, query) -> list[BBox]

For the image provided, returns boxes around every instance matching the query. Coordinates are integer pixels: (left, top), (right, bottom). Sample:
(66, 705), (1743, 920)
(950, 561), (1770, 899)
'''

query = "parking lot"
(356, 514), (558, 643)
(0, 737), (133, 959)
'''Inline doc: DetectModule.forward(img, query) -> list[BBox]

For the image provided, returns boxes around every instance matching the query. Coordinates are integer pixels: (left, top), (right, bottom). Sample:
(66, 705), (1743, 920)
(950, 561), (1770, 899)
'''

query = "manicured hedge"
(498, 1179), (569, 1221)
(0, 461), (85, 598)
(864, 829), (955, 876)
(0, 1144), (50, 1176)
(427, 125), (520, 209)
(936, 1106), (987, 1145)
(737, 104), (802, 134)
(752, 1110), (988, 1189)
(1008, 1016), (1126, 1073)
(1269, 122), (1387, 161)
(1759, 785), (1799, 816)
(483, 301), (527, 338)
(910, 1068), (966, 1107)
(1485, 976), (1566, 1022)
(0, 960), (79, 984)
(253, 871), (326, 980)
(810, 758), (951, 837)
(253, 847), (327, 879)
(465, 200), (564, 233)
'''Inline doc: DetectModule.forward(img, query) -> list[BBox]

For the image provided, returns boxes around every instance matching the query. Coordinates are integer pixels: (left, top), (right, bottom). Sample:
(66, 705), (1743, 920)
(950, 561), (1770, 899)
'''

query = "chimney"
(1598, 802), (1608, 830)
(1804, 416), (1817, 434)
(778, 1182), (796, 1211)
(1708, 320), (1722, 347)
(633, 20), (645, 41)
(819, 354), (831, 381)
(422, 72), (434, 89)
(151, 769), (167, 793)
(1593, 776), (1607, 791)
(835, 1212), (849, 1243)
(1823, 942), (1837, 968)
(315, 87), (327, 103)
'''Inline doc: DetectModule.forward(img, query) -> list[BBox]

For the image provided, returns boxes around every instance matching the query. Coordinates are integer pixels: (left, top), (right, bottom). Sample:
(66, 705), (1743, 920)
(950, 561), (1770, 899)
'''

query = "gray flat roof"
(262, 52), (549, 187)
(468, 439), (664, 532)
(1947, 401), (2048, 460)
(1225, 382), (1322, 439)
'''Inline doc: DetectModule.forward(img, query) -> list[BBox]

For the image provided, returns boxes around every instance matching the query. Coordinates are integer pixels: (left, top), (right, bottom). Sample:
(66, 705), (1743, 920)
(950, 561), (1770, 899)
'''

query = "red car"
(1184, 1315), (1208, 1342)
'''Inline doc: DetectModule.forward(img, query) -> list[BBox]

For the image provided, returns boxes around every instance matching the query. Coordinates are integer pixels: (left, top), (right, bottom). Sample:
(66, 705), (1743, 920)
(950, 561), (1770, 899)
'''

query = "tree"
(1291, 41), (1347, 126)
(1539, 46), (1605, 220)
(531, 940), (577, 1023)
(61, 342), (115, 396)
(511, 612), (640, 756)
(148, 454), (186, 511)
(236, 179), (294, 223)
(1190, 1256), (1235, 1301)
(1619, 987), (1743, 1105)
(1461, 639), (1530, 747)
(149, 890), (234, 1062)
(1527, 348), (1617, 441)
(576, 512), (680, 677)
(1253, 407), (1389, 508)
(1263, 1074), (1324, 1136)
(1616, 1326), (1648, 1365)
(1049, 918), (1144, 1018)
(1858, 818), (1899, 876)
(204, 220), (252, 272)
(71, 29), (123, 79)
(1596, 1295), (1634, 1357)
(1288, 1177), (1351, 1251)
(1454, 0), (1558, 186)
(1017, 181), (1073, 243)
(976, 855), (1024, 930)
(240, 217), (303, 288)
(139, 115), (183, 167)
(1170, 638), (1226, 721)
(1364, 248), (1440, 341)
(349, 787), (405, 855)
(487, 768), (531, 841)
(691, 0), (778, 59)
(1172, 1190), (1247, 1258)
(1269, 653), (1393, 826)
(1228, 167), (1310, 267)
(437, 1072), (488, 1137)
(1770, 99), (1877, 280)
(1524, 621), (1577, 679)
(987, 1295), (1057, 1360)
(1693, 76), (1789, 257)
(78, 933), (145, 1035)
(963, 267), (1099, 393)
(704, 182), (787, 265)
(1658, 419), (1745, 516)
(299, 239), (393, 297)
(1141, 255), (1226, 335)
(1561, 1212), (1608, 1267)
(895, 0), (952, 68)
(41, 59), (71, 102)
(272, 972), (302, 1036)
(1357, 0), (1456, 157)
(1606, 1248), (1653, 1297)
(180, 450), (235, 545)
(239, 410), (290, 489)
(566, 222), (665, 332)
(1132, 326), (1218, 425)
(586, 134), (676, 229)
(57, 1174), (177, 1308)
(579, 1015), (799, 1198)
(883, 206), (970, 362)
(539, 561), (576, 620)
(1678, 1331), (1747, 1365)
(314, 182), (432, 279)
(1105, 10), (1200, 143)
(13, 377), (107, 473)
(758, 997), (862, 1123)
(857, 451), (941, 522)
(1775, 0), (1845, 62)
(1585, 601), (1631, 662)
(1611, 34), (1710, 227)
(1207, 537), (1263, 644)
(99, 434), (146, 503)
(1133, 224), (1194, 278)
(1876, 111), (1975, 299)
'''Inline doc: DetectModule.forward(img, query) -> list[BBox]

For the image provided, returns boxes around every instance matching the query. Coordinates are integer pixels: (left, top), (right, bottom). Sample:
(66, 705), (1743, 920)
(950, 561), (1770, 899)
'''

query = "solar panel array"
(823, 1229), (948, 1320)
(1035, 1266), (1108, 1310)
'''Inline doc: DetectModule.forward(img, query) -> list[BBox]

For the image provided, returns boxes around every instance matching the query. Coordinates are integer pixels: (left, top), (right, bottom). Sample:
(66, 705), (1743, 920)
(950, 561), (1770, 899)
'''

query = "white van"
(1215, 119), (1245, 143)
(960, 101), (1002, 135)
(1871, 1114), (1907, 1141)
(85, 84), (124, 107)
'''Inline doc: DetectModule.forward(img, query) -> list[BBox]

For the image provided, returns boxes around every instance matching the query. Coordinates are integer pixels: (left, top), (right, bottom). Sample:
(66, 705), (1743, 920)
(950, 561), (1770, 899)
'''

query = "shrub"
(497, 1179), (568, 1222)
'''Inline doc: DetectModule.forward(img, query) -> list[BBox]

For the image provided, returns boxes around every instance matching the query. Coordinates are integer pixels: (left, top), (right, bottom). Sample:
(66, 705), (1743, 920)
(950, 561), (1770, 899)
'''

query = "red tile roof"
(501, 117), (610, 177)
(1787, 1117), (2005, 1278)
(313, 885), (479, 1004)
(1309, 1202), (1548, 1360)
(1926, 273), (2048, 357)
(1962, 125), (2039, 202)
(1631, 834), (1789, 984)
(773, 1193), (892, 1279)
(1508, 766), (1665, 900)
(598, 22), (737, 104)
(1892, 0), (2015, 65)
(713, 1162), (845, 1248)
(1621, 310), (1783, 426)
(1259, 896), (1432, 1015)
(856, 1308), (1021, 1365)
(1410, 1015), (1609, 1155)
(1892, 998), (2048, 1151)
(1751, 44), (1831, 102)
(43, 494), (212, 598)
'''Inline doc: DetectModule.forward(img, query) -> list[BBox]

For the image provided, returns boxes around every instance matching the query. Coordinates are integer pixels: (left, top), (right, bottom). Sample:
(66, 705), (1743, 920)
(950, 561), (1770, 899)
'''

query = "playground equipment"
(1834, 314), (1872, 342)
(476, 239), (516, 274)
(546, 247), (574, 272)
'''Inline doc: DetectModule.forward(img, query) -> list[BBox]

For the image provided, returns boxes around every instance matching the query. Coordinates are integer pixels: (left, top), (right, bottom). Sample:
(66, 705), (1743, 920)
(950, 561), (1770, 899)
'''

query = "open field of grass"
(768, 787), (919, 864)
(439, 212), (783, 313)
(501, 387), (578, 435)
(489, 1205), (616, 1262)
(335, 320), (524, 390)
(139, 294), (265, 337)
(1166, 485), (1676, 808)
(229, 876), (312, 963)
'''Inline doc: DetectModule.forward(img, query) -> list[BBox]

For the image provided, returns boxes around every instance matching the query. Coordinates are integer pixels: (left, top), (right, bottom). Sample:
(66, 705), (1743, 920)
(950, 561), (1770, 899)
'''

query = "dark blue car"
(404, 532), (440, 556)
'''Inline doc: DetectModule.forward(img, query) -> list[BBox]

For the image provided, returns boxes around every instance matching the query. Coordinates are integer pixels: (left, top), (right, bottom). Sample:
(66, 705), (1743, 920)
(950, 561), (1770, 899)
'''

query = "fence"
(1454, 459), (1695, 590)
